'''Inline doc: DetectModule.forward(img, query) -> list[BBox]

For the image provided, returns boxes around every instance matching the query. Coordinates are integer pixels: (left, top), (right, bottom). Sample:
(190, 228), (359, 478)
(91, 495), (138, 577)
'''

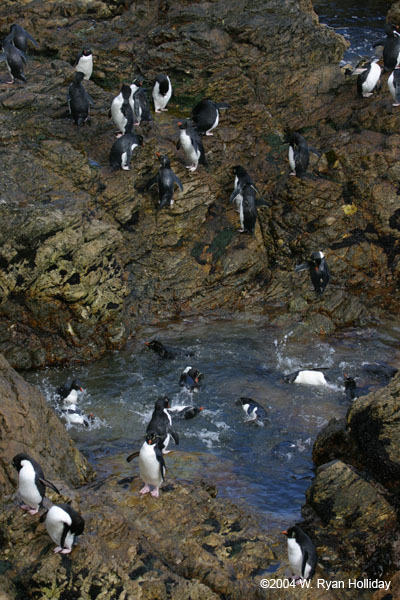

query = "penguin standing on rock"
(190, 98), (230, 136)
(282, 525), (317, 583)
(388, 66), (400, 106)
(146, 396), (179, 453)
(7, 24), (38, 54)
(40, 504), (85, 554)
(109, 132), (143, 171)
(74, 45), (93, 81)
(295, 251), (330, 296)
(374, 23), (400, 72)
(130, 75), (152, 124)
(238, 183), (258, 234)
(146, 153), (183, 208)
(230, 166), (258, 213)
(1, 37), (27, 83)
(353, 58), (381, 97)
(12, 453), (60, 515)
(137, 432), (166, 498)
(288, 133), (309, 177)
(67, 71), (93, 127)
(177, 120), (207, 172)
(110, 84), (134, 137)
(152, 74), (172, 113)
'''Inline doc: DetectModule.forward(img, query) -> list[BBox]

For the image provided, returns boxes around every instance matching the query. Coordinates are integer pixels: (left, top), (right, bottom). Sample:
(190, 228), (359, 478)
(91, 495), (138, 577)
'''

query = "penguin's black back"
(384, 33), (400, 71)
(357, 63), (371, 96)
(191, 99), (218, 133)
(156, 74), (170, 96)
(242, 184), (258, 234)
(68, 73), (89, 126)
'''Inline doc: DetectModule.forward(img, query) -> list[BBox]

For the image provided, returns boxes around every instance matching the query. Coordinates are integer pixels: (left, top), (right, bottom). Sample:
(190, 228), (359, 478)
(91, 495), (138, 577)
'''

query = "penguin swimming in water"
(190, 98), (230, 136)
(146, 154), (183, 209)
(56, 379), (84, 406)
(109, 132), (143, 171)
(1, 37), (27, 83)
(353, 58), (381, 98)
(12, 453), (60, 515)
(179, 366), (202, 390)
(388, 66), (400, 106)
(61, 404), (94, 428)
(67, 71), (93, 127)
(145, 339), (175, 359)
(7, 24), (38, 54)
(170, 406), (204, 420)
(343, 374), (372, 402)
(177, 120), (207, 172)
(74, 45), (93, 81)
(373, 23), (400, 72)
(236, 397), (269, 424)
(288, 133), (309, 177)
(146, 396), (179, 453)
(110, 84), (134, 136)
(40, 503), (85, 554)
(284, 369), (330, 386)
(138, 432), (166, 498)
(282, 525), (317, 583)
(295, 251), (330, 296)
(152, 74), (172, 113)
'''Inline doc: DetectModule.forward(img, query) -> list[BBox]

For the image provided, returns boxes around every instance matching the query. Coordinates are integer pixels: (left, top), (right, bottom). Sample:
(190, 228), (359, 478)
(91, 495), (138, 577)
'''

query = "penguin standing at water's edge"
(282, 525), (317, 583)
(137, 432), (166, 498)
(40, 504), (85, 554)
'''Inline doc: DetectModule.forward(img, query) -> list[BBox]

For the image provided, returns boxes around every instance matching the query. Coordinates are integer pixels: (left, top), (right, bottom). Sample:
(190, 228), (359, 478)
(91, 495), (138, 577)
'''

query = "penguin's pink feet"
(238, 228), (245, 233)
(122, 166), (130, 171)
(290, 172), (296, 176)
(187, 165), (197, 172)
(393, 103), (400, 107)
(205, 132), (214, 136)
(161, 108), (168, 112)
(140, 484), (151, 495)
(60, 547), (72, 554)
(162, 449), (171, 454)
(155, 109), (162, 113)
(20, 504), (31, 511)
(150, 488), (159, 498)
(115, 133), (123, 138)
(28, 507), (39, 515)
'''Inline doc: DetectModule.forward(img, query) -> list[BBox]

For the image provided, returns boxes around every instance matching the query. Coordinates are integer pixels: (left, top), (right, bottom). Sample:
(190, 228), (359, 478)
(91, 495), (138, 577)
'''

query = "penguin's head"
(12, 453), (32, 472)
(74, 71), (85, 84)
(82, 45), (92, 56)
(71, 380), (84, 393)
(232, 165), (247, 177)
(121, 84), (131, 100)
(145, 432), (158, 445)
(177, 120), (189, 130)
(132, 74), (144, 87)
(156, 153), (170, 168)
(235, 397), (252, 406)
(282, 525), (309, 544)
(310, 251), (324, 266)
(184, 406), (204, 419)
(145, 339), (167, 355)
(155, 396), (170, 411)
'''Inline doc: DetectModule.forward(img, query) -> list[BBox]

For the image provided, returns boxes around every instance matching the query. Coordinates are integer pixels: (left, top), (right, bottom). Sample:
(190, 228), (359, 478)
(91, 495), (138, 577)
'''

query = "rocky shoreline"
(2, 0), (400, 597)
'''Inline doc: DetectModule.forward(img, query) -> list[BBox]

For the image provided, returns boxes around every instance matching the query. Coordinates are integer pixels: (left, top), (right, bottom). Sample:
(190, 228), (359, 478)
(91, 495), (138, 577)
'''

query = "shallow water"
(24, 313), (400, 529)
(313, 0), (389, 65)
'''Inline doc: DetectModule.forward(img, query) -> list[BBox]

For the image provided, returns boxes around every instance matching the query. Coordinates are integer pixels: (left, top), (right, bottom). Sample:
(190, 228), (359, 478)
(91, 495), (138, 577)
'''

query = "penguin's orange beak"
(199, 407), (204, 411)
(156, 152), (160, 157)
(282, 530), (288, 535)
(144, 341), (150, 346)
(79, 387), (83, 392)
(177, 121), (182, 126)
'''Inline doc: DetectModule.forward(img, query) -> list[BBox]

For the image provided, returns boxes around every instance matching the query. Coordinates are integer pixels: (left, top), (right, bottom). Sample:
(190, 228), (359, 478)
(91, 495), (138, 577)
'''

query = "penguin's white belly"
(294, 370), (328, 386)
(388, 73), (395, 100)
(64, 411), (85, 426)
(180, 131), (200, 164)
(287, 539), (308, 577)
(19, 464), (41, 507)
(111, 98), (125, 131)
(239, 199), (244, 229)
(207, 111), (219, 133)
(76, 55), (93, 80)
(63, 389), (79, 406)
(46, 506), (73, 545)
(363, 63), (380, 93)
(289, 146), (296, 172)
(139, 445), (163, 487)
(153, 81), (171, 110)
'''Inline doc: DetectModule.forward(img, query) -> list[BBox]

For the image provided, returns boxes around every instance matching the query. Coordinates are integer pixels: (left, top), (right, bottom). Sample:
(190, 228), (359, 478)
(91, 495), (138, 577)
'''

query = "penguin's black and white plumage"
(146, 396), (179, 453)
(146, 154), (183, 208)
(377, 23), (400, 72)
(353, 59), (381, 98)
(56, 379), (84, 406)
(177, 120), (207, 172)
(388, 66), (400, 106)
(282, 525), (317, 582)
(284, 369), (329, 386)
(40, 503), (85, 554)
(145, 339), (175, 359)
(238, 183), (258, 234)
(1, 37), (27, 84)
(74, 45), (93, 81)
(230, 166), (258, 213)
(138, 432), (166, 498)
(343, 374), (371, 402)
(235, 397), (268, 423)
(7, 24), (38, 54)
(288, 133), (309, 177)
(295, 251), (330, 296)
(12, 453), (60, 515)
(179, 366), (202, 390)
(61, 404), (94, 428)
(152, 74), (172, 113)
(109, 132), (143, 171)
(67, 71), (93, 127)
(190, 98), (230, 136)
(170, 406), (204, 420)
(110, 84), (134, 136)
(130, 75), (152, 124)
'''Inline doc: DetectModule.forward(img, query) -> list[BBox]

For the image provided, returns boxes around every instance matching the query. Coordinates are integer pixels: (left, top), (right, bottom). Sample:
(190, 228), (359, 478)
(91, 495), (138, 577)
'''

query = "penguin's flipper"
(39, 509), (49, 523)
(27, 31), (39, 47)
(229, 187), (241, 203)
(155, 445), (166, 481)
(40, 478), (61, 495)
(301, 550), (309, 578)
(308, 146), (321, 158)
(145, 175), (158, 191)
(108, 108), (112, 118)
(86, 92), (95, 107)
(176, 139), (181, 150)
(170, 429), (179, 445)
(256, 197), (271, 207)
(60, 523), (70, 551)
(215, 102), (230, 110)
(126, 450), (140, 462)
(15, 47), (27, 63)
(0, 53), (5, 63)
(173, 174), (183, 192)
(294, 262), (309, 273)
(73, 51), (83, 67)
